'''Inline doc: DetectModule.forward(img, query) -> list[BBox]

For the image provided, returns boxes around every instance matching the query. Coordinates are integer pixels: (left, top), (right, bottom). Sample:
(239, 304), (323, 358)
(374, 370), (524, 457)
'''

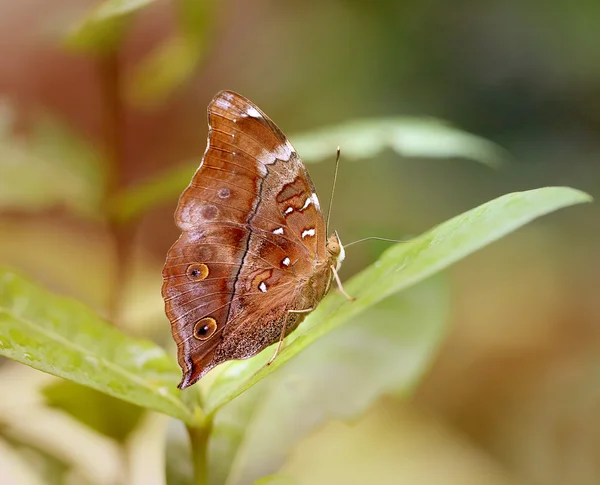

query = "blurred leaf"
(0, 435), (68, 485)
(0, 268), (195, 424)
(126, 0), (215, 106)
(43, 381), (145, 442)
(211, 277), (448, 485)
(208, 384), (264, 485)
(29, 116), (107, 216)
(201, 187), (592, 415)
(293, 117), (509, 167)
(165, 420), (194, 485)
(109, 161), (194, 222)
(0, 113), (106, 218)
(110, 117), (507, 222)
(65, 0), (155, 53)
(252, 476), (299, 485)
(177, 0), (213, 34)
(0, 99), (14, 133)
(126, 34), (204, 107)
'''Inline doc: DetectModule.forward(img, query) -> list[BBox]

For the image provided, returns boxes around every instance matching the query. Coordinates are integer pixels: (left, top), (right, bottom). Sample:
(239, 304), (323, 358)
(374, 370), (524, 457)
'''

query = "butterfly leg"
(267, 307), (314, 366)
(330, 265), (355, 302)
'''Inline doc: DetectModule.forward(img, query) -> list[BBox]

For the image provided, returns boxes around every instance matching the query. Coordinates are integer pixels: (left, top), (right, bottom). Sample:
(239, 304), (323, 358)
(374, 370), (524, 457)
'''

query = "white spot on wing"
(214, 97), (232, 111)
(258, 142), (293, 164)
(284, 207), (294, 215)
(272, 227), (284, 235)
(311, 193), (320, 210)
(280, 142), (295, 161)
(300, 197), (312, 211)
(302, 228), (316, 239)
(247, 106), (262, 118)
(259, 281), (268, 293)
(282, 257), (291, 267)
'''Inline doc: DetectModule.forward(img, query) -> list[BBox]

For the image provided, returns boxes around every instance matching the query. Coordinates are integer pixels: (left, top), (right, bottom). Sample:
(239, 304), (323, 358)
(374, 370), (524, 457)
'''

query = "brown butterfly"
(162, 91), (350, 389)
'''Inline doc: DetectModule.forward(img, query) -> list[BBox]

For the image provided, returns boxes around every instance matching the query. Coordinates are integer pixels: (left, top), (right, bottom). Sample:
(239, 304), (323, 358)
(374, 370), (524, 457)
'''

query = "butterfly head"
(326, 231), (345, 271)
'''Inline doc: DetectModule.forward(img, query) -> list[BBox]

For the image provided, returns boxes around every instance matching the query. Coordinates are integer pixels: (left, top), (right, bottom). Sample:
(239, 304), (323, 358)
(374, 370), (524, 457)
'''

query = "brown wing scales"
(162, 90), (330, 389)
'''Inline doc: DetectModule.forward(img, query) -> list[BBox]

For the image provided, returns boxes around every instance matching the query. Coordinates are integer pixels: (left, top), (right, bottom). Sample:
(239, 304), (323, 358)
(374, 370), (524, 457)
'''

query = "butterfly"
(162, 91), (349, 389)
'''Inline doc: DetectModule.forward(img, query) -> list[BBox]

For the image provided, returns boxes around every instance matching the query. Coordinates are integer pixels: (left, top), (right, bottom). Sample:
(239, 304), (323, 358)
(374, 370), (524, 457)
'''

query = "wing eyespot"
(218, 187), (231, 199)
(194, 317), (217, 340)
(187, 263), (209, 281)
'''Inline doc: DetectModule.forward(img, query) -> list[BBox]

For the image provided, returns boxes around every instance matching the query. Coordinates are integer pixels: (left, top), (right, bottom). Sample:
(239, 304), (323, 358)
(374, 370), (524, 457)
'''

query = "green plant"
(0, 186), (591, 484)
(0, 2), (593, 484)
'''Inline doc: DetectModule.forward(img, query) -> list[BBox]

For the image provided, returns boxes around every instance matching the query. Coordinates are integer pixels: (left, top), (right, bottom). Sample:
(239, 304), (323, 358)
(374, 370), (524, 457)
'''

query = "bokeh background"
(1, 1), (599, 484)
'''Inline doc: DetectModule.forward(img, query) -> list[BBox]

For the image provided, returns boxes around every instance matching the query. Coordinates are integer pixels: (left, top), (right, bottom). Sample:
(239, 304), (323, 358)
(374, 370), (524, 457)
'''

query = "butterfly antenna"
(344, 236), (412, 248)
(326, 146), (341, 234)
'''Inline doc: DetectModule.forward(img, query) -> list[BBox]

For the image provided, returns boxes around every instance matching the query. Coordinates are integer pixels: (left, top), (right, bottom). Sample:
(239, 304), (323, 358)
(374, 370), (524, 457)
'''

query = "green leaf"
(208, 385), (264, 485)
(293, 117), (508, 167)
(0, 436), (69, 485)
(126, 34), (205, 107)
(252, 475), (299, 485)
(109, 117), (506, 222)
(202, 187), (591, 415)
(65, 0), (155, 53)
(43, 381), (145, 442)
(0, 113), (106, 218)
(109, 162), (194, 222)
(0, 268), (195, 424)
(210, 277), (448, 485)
(126, 0), (215, 107)
(165, 421), (195, 485)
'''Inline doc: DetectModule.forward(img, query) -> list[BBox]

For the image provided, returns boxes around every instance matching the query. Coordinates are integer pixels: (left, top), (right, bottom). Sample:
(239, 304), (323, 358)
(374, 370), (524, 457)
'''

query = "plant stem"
(98, 53), (135, 324)
(187, 421), (212, 485)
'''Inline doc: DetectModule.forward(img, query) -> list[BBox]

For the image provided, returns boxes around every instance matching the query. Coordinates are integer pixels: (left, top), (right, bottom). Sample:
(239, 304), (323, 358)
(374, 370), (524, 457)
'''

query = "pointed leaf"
(293, 117), (508, 167)
(202, 187), (591, 415)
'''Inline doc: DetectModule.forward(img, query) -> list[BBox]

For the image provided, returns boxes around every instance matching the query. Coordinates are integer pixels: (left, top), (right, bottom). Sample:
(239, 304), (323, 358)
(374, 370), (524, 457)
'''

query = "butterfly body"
(162, 91), (344, 389)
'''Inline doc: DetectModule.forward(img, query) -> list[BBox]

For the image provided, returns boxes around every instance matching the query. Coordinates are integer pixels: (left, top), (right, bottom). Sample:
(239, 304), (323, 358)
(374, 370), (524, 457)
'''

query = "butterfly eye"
(327, 241), (340, 256)
(187, 263), (209, 281)
(194, 317), (217, 340)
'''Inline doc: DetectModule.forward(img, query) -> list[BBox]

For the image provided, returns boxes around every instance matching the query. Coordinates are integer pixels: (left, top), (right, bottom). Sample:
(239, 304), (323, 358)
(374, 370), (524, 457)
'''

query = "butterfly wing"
(162, 91), (328, 388)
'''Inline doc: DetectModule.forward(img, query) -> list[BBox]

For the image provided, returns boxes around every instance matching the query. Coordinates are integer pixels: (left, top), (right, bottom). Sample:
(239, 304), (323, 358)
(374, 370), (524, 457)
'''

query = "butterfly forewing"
(162, 91), (331, 389)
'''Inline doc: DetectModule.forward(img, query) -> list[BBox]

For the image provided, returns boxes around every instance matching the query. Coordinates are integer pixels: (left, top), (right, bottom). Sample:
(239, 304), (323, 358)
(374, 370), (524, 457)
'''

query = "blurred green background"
(1, 1), (599, 484)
